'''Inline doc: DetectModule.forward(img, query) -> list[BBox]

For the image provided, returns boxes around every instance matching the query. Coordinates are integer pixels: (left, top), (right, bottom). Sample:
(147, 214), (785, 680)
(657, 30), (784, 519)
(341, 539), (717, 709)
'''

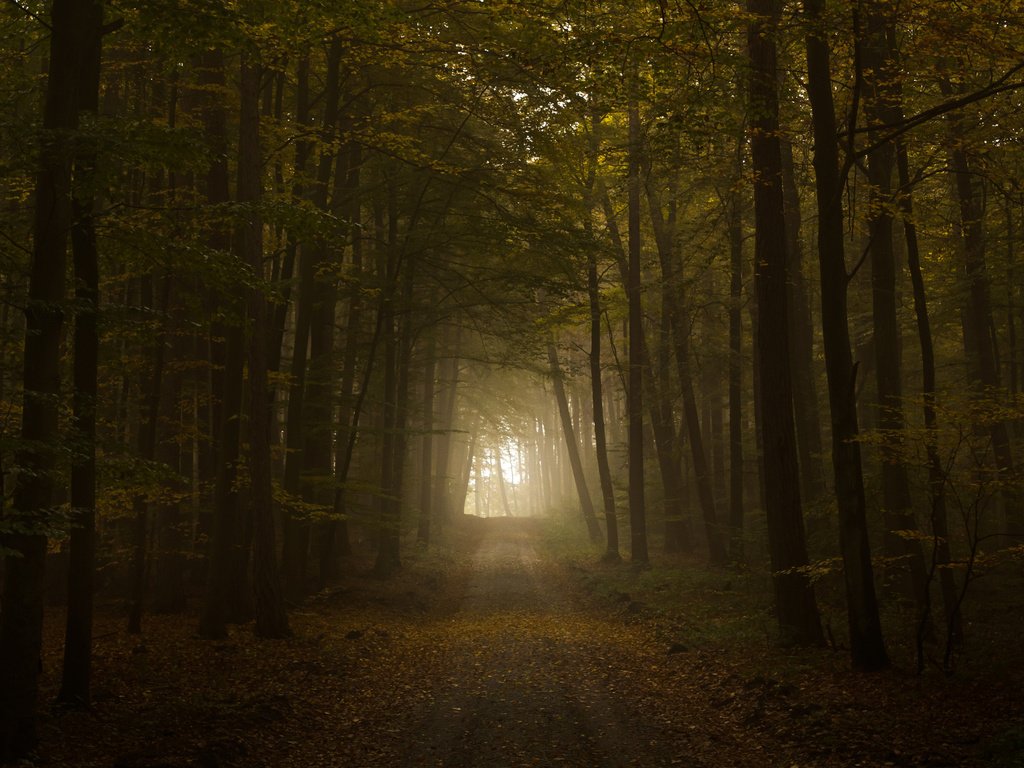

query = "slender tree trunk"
(59, 3), (103, 706)
(455, 427), (477, 518)
(861, 2), (930, 611)
(198, 48), (247, 639)
(548, 343), (602, 541)
(896, 143), (963, 657)
(589, 251), (619, 559)
(0, 0), (97, 756)
(432, 330), (461, 527)
(748, 0), (824, 646)
(780, 138), (827, 505)
(627, 84), (648, 565)
(646, 186), (726, 564)
(728, 167), (745, 563)
(152, 279), (188, 615)
(239, 54), (290, 638)
(804, 0), (889, 670)
(128, 273), (169, 634)
(375, 183), (403, 576)
(331, 141), (366, 560)
(418, 334), (436, 543)
(944, 88), (1022, 540)
(600, 183), (691, 554)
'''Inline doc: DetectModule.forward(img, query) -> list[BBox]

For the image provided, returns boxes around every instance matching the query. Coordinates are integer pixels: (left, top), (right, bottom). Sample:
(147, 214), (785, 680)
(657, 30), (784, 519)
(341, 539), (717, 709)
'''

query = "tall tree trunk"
(727, 166), (745, 563)
(748, 0), (824, 646)
(331, 141), (366, 560)
(897, 142), (963, 662)
(280, 242), (313, 598)
(198, 48), (247, 639)
(374, 182), (403, 576)
(128, 273), (169, 634)
(803, 0), (889, 670)
(627, 83), (648, 565)
(589, 251), (619, 559)
(59, 2), (103, 706)
(238, 54), (290, 638)
(646, 183), (726, 564)
(944, 86), (1022, 540)
(455, 427), (477, 517)
(432, 330), (461, 527)
(152, 279), (188, 615)
(0, 0), (97, 757)
(418, 334), (436, 542)
(548, 343), (602, 541)
(780, 138), (827, 505)
(600, 184), (691, 554)
(861, 1), (930, 611)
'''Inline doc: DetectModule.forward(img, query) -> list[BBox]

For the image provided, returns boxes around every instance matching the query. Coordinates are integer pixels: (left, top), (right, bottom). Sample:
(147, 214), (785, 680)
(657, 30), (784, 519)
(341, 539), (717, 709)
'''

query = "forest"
(1, 0), (1023, 765)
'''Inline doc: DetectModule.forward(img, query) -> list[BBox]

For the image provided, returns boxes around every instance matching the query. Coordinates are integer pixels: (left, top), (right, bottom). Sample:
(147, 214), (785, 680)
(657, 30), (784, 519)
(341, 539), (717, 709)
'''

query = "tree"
(59, 0), (106, 706)
(803, 0), (888, 670)
(746, 0), (824, 646)
(626, 72), (648, 566)
(238, 52), (289, 638)
(0, 0), (101, 757)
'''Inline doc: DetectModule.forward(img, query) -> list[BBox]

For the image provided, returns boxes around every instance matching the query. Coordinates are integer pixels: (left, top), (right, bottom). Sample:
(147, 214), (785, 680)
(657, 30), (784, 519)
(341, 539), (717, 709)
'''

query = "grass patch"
(533, 516), (774, 648)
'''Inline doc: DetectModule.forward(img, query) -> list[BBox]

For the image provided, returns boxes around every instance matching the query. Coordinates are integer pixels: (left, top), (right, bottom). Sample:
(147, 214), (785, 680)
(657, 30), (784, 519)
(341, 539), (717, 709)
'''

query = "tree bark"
(747, 0), (824, 646)
(803, 0), (889, 670)
(780, 138), (827, 506)
(0, 0), (97, 756)
(896, 142), (963, 659)
(627, 84), (648, 565)
(418, 333), (437, 543)
(588, 250), (619, 559)
(59, 0), (103, 706)
(238, 54), (290, 638)
(944, 86), (1022, 540)
(861, 1), (930, 610)
(548, 342), (602, 541)
(646, 181), (726, 564)
(727, 164), (745, 563)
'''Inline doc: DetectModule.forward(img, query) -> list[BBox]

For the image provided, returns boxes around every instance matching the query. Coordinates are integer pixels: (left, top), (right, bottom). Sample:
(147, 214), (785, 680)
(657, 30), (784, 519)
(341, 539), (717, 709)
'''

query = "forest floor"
(32, 516), (1024, 767)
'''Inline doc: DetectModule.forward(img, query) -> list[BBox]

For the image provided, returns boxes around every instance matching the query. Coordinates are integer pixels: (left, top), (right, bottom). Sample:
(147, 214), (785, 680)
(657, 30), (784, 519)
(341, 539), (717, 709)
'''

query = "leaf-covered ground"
(33, 518), (1024, 767)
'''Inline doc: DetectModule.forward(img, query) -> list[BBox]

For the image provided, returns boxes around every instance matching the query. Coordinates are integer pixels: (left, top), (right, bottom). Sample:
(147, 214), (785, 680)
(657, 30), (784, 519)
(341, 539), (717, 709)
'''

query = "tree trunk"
(128, 273), (169, 634)
(548, 342), (602, 541)
(780, 138), (827, 506)
(646, 183), (726, 564)
(59, 1), (103, 706)
(198, 47), (249, 639)
(861, 1), (930, 611)
(374, 182), (403, 576)
(432, 329), (461, 527)
(747, 0), (824, 646)
(418, 333), (436, 543)
(627, 84), (648, 565)
(238, 54), (290, 639)
(897, 142), (963, 660)
(944, 89), (1022, 540)
(589, 250), (619, 559)
(600, 183), (691, 555)
(152, 279), (189, 615)
(0, 0), (97, 757)
(803, 0), (889, 670)
(727, 163), (745, 564)
(331, 141), (367, 561)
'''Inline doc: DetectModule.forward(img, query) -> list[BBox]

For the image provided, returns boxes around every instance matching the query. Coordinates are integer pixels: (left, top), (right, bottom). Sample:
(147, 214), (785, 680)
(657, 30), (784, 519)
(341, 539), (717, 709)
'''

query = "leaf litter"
(32, 518), (1024, 767)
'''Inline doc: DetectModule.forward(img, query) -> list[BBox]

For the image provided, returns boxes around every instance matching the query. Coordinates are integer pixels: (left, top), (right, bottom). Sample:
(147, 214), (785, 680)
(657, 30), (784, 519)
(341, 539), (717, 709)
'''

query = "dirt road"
(41, 517), (1015, 767)
(279, 520), (770, 767)
(393, 524), (696, 767)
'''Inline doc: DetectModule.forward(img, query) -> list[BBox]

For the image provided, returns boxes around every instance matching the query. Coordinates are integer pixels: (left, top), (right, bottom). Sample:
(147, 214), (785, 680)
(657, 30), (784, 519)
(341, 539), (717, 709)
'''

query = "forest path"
(39, 517), (1015, 768)
(280, 518), (761, 767)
